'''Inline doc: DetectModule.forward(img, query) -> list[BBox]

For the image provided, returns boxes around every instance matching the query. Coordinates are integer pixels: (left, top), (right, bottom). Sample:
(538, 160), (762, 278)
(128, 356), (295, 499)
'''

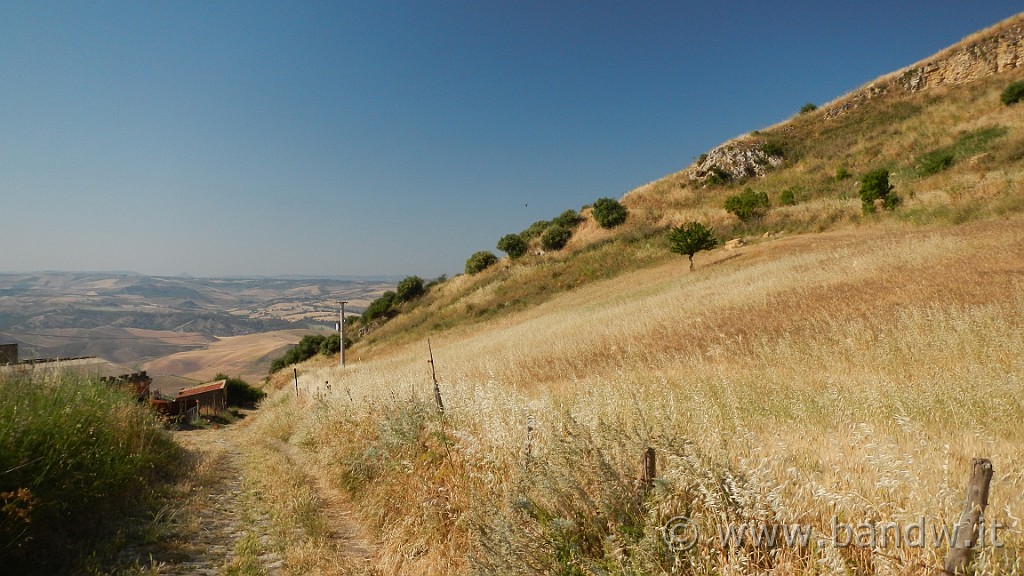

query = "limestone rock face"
(689, 140), (784, 186)
(825, 16), (1023, 120)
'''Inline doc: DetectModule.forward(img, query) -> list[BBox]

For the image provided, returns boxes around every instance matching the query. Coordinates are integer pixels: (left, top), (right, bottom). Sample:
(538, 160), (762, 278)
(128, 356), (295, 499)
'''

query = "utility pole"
(338, 301), (348, 367)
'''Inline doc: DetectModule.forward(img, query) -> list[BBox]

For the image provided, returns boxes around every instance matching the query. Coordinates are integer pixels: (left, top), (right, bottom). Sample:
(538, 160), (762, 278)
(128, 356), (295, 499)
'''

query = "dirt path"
(109, 423), (374, 575)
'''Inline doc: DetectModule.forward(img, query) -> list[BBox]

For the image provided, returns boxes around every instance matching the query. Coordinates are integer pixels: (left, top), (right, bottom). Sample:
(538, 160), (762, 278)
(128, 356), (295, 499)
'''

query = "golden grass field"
(143, 329), (314, 391)
(241, 215), (1024, 575)
(219, 18), (1024, 575)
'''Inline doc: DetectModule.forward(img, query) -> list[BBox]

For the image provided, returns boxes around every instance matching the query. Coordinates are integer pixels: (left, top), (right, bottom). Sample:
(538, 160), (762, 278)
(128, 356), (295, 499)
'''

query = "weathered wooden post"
(293, 368), (299, 397)
(641, 447), (656, 491)
(942, 458), (993, 576)
(428, 339), (444, 412)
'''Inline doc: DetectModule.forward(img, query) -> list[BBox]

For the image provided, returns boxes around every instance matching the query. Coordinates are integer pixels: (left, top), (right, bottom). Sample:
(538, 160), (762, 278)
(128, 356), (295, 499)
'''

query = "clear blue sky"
(2, 2), (1020, 278)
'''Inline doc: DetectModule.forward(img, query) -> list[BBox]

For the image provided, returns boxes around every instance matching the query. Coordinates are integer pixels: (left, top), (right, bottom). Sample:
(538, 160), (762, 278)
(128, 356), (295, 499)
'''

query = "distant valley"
(0, 272), (392, 384)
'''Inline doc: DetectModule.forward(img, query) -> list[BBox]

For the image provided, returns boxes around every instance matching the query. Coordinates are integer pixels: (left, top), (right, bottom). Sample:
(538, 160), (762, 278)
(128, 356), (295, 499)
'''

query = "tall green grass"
(0, 369), (184, 574)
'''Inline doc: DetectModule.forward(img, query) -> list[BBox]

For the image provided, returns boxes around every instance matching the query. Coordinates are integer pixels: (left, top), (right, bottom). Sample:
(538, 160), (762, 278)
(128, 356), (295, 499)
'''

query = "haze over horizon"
(3, 2), (1021, 279)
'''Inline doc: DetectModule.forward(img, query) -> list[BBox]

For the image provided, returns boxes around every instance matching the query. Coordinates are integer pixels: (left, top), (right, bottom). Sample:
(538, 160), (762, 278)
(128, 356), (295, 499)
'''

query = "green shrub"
(668, 221), (719, 270)
(362, 291), (398, 322)
(552, 209), (581, 229)
(270, 333), (330, 372)
(779, 187), (798, 206)
(497, 233), (528, 259)
(724, 187), (771, 221)
(859, 168), (900, 213)
(800, 102), (818, 114)
(520, 220), (550, 241)
(396, 275), (425, 302)
(466, 251), (499, 275)
(213, 373), (267, 408)
(540, 224), (572, 251)
(0, 371), (183, 574)
(1001, 80), (1024, 105)
(318, 333), (341, 355)
(704, 166), (732, 186)
(760, 141), (784, 158)
(591, 197), (628, 228)
(916, 150), (955, 176)
(835, 166), (852, 181)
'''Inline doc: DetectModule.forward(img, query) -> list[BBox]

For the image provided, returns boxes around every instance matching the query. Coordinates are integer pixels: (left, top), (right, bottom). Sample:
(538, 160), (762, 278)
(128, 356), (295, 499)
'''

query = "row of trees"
(466, 198), (630, 275)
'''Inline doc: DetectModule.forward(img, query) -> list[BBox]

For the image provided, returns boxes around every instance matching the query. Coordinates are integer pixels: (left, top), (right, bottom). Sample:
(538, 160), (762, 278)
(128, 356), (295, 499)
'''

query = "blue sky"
(2, 2), (1020, 278)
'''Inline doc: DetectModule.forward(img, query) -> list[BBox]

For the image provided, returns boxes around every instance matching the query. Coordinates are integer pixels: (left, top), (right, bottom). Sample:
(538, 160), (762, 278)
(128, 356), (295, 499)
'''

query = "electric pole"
(338, 301), (348, 367)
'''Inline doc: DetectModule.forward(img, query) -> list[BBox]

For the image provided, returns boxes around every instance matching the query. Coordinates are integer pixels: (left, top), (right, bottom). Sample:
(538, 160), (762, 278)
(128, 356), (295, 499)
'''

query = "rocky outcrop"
(825, 15), (1023, 119)
(689, 139), (784, 186)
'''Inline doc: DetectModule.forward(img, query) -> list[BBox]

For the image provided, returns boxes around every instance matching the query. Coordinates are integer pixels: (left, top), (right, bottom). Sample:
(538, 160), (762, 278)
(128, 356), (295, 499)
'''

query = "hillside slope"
(348, 13), (1024, 355)
(237, 16), (1024, 576)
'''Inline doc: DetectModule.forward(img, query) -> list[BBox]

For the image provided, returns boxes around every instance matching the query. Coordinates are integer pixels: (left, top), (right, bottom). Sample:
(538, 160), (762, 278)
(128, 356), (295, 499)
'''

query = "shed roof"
(177, 379), (226, 398)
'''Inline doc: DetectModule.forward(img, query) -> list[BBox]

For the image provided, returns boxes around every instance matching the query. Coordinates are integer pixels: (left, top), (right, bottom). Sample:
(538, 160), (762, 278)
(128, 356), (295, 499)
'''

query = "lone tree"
(859, 168), (899, 213)
(668, 222), (719, 271)
(497, 233), (528, 259)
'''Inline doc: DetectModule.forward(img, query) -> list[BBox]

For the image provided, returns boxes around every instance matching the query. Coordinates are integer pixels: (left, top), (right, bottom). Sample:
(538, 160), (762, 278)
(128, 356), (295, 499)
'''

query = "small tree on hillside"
(540, 224), (572, 251)
(859, 168), (899, 213)
(592, 197), (628, 228)
(396, 275), (425, 302)
(497, 233), (528, 259)
(552, 209), (582, 229)
(668, 222), (719, 271)
(466, 251), (499, 275)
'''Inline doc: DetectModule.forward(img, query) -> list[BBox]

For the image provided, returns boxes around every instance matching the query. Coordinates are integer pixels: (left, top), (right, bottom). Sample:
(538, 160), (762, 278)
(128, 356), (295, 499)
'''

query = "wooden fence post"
(641, 447), (656, 491)
(942, 458), (993, 576)
(428, 339), (444, 412)
(293, 368), (299, 397)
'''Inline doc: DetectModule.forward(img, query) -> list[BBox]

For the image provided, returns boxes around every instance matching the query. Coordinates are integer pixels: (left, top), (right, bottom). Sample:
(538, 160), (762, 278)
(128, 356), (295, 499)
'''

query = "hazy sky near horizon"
(2, 2), (1021, 278)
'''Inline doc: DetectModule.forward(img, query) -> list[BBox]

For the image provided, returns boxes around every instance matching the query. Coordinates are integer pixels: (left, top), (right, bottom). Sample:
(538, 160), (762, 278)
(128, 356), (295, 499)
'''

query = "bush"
(540, 224), (572, 250)
(667, 221), (719, 271)
(497, 233), (528, 259)
(760, 141), (784, 158)
(270, 333), (329, 372)
(552, 209), (581, 229)
(520, 220), (550, 241)
(1001, 80), (1024, 105)
(859, 168), (899, 213)
(835, 166), (852, 181)
(318, 333), (341, 355)
(395, 275), (425, 302)
(800, 102), (818, 114)
(213, 373), (267, 408)
(705, 166), (732, 186)
(916, 150), (955, 176)
(724, 187), (771, 221)
(0, 371), (183, 574)
(362, 291), (398, 322)
(591, 197), (628, 228)
(466, 251), (498, 275)
(779, 187), (798, 206)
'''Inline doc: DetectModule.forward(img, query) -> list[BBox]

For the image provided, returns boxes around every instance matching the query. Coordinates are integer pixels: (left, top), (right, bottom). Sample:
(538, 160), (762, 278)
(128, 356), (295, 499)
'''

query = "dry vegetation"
(244, 216), (1024, 575)
(225, 17), (1024, 575)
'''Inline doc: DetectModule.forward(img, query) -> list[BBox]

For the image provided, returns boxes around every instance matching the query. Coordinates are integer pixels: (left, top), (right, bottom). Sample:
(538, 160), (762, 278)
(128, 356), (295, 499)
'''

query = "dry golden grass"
(248, 215), (1024, 575)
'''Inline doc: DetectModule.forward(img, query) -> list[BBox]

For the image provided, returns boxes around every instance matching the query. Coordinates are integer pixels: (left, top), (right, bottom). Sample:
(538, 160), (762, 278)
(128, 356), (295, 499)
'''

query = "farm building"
(174, 379), (227, 416)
